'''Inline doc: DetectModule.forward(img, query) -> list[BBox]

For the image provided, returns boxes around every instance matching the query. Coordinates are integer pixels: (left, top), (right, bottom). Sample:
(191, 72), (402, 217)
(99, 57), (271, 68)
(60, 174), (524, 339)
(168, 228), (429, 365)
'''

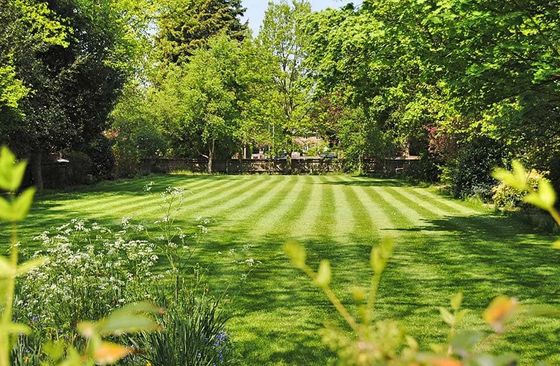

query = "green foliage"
(449, 137), (505, 199)
(257, 0), (313, 148)
(156, 0), (247, 64)
(134, 280), (237, 366)
(492, 168), (543, 210)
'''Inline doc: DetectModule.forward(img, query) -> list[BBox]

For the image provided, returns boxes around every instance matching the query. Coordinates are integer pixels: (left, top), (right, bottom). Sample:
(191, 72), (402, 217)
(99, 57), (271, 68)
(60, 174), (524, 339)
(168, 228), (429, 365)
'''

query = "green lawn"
(8, 174), (560, 365)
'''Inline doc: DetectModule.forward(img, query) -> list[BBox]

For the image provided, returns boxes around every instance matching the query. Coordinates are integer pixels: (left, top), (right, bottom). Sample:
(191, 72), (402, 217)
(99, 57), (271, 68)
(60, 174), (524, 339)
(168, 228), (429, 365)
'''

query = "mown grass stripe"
(59, 176), (233, 220)
(323, 176), (356, 243)
(313, 175), (336, 241)
(351, 182), (393, 236)
(290, 176), (324, 240)
(391, 187), (452, 219)
(268, 175), (316, 239)
(221, 176), (299, 236)
(52, 175), (221, 212)
(410, 188), (480, 216)
(338, 178), (378, 244)
(195, 175), (277, 220)
(372, 186), (429, 228)
(111, 176), (253, 219)
(173, 176), (270, 219)
(248, 175), (308, 239)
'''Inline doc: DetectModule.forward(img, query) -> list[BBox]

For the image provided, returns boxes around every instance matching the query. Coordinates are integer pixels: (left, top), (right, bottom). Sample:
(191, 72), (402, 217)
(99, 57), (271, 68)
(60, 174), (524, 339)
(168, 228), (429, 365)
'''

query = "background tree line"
(1, 0), (559, 199)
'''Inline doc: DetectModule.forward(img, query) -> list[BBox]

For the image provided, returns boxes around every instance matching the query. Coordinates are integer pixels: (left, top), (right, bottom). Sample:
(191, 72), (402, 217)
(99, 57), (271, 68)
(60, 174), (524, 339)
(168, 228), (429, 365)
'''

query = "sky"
(241, 0), (361, 33)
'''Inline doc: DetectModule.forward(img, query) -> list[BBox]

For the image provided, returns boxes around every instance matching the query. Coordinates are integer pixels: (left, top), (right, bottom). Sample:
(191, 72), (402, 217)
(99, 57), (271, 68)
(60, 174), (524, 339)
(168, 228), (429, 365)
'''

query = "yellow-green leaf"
(10, 187), (35, 222)
(283, 241), (306, 269)
(451, 292), (463, 311)
(17, 257), (48, 276)
(0, 256), (16, 278)
(0, 196), (12, 221)
(5, 322), (31, 335)
(539, 180), (556, 209)
(552, 240), (560, 249)
(0, 147), (27, 192)
(95, 302), (161, 336)
(524, 180), (556, 211)
(439, 307), (454, 326)
(492, 160), (527, 191)
(315, 260), (331, 287)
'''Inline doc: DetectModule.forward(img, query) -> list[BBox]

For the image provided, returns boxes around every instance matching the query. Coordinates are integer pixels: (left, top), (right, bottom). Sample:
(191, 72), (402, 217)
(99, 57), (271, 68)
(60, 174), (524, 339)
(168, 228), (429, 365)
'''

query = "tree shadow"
(322, 178), (409, 187)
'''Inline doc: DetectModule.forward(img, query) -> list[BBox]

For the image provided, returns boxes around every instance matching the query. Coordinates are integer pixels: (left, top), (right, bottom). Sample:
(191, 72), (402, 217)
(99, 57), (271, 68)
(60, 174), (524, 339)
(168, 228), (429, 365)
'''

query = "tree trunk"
(31, 151), (44, 192)
(207, 140), (215, 174)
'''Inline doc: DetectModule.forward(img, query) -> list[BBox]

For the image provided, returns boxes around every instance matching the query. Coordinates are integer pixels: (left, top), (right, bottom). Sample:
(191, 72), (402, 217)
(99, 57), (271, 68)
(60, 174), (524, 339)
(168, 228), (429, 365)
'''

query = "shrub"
(449, 137), (506, 198)
(404, 154), (441, 182)
(492, 169), (543, 210)
(65, 150), (93, 185)
(84, 135), (115, 180)
(134, 280), (238, 366)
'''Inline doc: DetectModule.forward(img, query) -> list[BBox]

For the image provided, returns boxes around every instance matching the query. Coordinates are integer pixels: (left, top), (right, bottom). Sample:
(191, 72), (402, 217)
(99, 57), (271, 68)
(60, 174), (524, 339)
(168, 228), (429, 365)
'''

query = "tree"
(156, 0), (247, 64)
(257, 0), (313, 154)
(155, 35), (242, 173)
(0, 0), (151, 190)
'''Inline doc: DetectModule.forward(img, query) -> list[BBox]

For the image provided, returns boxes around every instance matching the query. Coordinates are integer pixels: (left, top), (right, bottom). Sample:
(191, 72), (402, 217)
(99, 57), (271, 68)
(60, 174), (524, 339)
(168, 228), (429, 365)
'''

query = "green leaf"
(8, 162), (27, 192)
(538, 180), (556, 209)
(95, 302), (161, 336)
(315, 260), (331, 287)
(283, 241), (306, 269)
(552, 240), (560, 249)
(0, 196), (11, 221)
(451, 330), (483, 354)
(439, 307), (454, 325)
(17, 257), (48, 276)
(0, 147), (27, 192)
(524, 180), (556, 211)
(451, 292), (463, 311)
(5, 322), (31, 335)
(492, 160), (527, 191)
(0, 256), (16, 278)
(371, 237), (395, 274)
(10, 187), (35, 222)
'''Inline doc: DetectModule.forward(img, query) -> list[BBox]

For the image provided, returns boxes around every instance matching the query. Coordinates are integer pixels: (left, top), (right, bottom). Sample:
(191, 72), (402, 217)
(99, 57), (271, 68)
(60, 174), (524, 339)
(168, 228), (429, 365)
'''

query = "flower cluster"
(17, 219), (160, 334)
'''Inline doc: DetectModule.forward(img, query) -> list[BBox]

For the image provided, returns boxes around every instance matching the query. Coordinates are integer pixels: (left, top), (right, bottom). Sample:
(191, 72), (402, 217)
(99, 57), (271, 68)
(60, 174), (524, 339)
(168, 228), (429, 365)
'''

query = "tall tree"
(257, 0), (313, 154)
(155, 35), (242, 173)
(156, 0), (247, 64)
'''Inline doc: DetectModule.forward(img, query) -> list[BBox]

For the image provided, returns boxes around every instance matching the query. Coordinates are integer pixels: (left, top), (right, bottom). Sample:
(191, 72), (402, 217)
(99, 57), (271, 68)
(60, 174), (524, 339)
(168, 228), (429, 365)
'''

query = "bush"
(135, 279), (238, 366)
(84, 135), (115, 180)
(66, 150), (94, 185)
(492, 169), (544, 210)
(449, 137), (506, 198)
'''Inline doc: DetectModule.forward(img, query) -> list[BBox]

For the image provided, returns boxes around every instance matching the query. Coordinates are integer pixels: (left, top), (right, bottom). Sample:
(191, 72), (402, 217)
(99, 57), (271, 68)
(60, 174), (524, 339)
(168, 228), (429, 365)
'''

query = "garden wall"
(140, 157), (420, 175)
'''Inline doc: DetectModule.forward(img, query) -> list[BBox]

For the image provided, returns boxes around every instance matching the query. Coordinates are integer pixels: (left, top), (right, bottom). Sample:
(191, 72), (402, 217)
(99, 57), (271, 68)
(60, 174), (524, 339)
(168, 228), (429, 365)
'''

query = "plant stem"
(0, 223), (18, 366)
(548, 208), (560, 227)
(303, 266), (359, 332)
(365, 272), (381, 326)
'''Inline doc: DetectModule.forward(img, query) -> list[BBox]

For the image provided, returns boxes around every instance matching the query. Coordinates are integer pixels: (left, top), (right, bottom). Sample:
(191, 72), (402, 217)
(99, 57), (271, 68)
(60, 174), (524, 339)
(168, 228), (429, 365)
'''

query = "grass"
(5, 173), (560, 365)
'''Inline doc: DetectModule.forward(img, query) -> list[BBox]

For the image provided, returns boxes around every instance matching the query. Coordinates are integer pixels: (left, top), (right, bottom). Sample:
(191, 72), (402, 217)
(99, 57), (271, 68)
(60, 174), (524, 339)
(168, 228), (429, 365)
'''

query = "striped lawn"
(8, 174), (560, 365)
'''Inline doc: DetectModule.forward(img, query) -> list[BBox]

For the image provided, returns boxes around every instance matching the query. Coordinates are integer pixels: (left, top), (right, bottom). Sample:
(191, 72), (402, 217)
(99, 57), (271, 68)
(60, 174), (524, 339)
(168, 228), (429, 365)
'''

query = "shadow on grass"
(322, 178), (409, 187)
(189, 211), (560, 364)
